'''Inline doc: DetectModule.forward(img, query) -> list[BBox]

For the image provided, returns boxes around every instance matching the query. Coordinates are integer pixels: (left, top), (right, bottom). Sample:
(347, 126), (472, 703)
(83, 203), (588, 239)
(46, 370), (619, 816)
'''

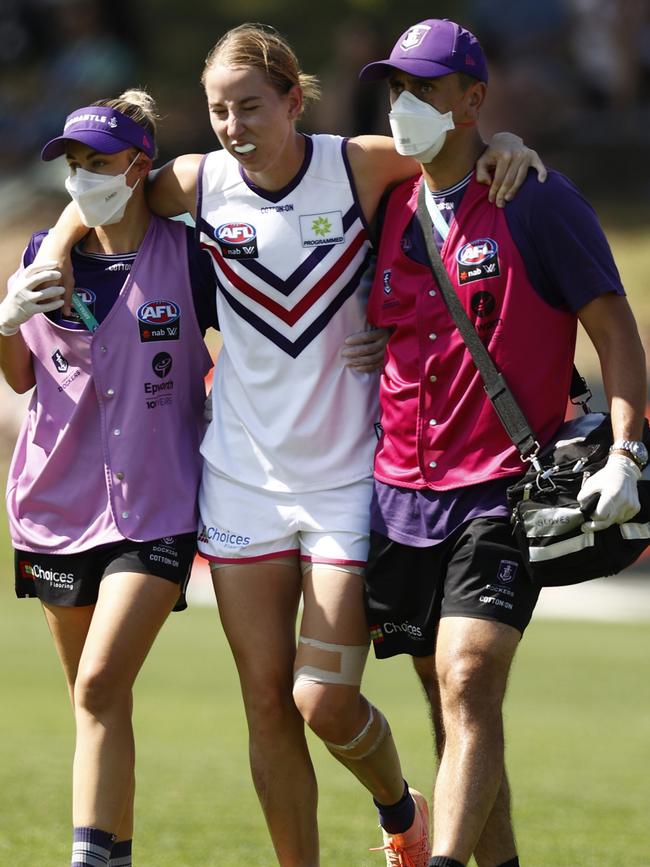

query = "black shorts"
(364, 517), (540, 659)
(14, 533), (197, 611)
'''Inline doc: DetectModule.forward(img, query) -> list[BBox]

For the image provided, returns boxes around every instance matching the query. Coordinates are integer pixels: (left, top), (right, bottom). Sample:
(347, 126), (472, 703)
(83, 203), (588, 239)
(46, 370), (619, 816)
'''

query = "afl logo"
(457, 238), (498, 267)
(137, 300), (180, 325)
(215, 222), (256, 245)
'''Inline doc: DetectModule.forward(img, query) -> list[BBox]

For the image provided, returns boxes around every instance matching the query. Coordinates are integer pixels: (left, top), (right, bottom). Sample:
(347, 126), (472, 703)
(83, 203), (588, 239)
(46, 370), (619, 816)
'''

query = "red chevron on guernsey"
(202, 229), (367, 327)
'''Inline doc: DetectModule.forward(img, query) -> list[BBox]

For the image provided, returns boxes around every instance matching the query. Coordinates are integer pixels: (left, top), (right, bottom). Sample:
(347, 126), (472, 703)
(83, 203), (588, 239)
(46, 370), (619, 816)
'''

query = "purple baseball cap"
(359, 19), (488, 83)
(41, 105), (155, 161)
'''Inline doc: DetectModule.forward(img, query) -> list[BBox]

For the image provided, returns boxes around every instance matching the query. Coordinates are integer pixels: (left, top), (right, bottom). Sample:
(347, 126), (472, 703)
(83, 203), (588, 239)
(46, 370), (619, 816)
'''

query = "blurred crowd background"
(2, 0), (650, 211)
(1, 0), (650, 447)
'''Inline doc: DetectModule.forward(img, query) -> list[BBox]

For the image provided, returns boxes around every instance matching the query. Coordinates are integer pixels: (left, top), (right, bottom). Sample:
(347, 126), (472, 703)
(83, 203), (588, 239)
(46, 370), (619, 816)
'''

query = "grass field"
(1, 555), (649, 866)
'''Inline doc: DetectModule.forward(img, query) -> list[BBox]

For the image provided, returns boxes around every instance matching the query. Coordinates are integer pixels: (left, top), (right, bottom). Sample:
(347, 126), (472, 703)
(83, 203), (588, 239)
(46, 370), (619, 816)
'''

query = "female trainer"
(0, 89), (216, 867)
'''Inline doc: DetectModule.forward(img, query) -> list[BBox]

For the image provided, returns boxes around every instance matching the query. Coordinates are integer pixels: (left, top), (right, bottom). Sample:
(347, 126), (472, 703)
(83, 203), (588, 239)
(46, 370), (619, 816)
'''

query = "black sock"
(71, 827), (115, 866)
(496, 860), (520, 867)
(428, 858), (465, 867)
(374, 780), (415, 834)
(110, 839), (133, 866)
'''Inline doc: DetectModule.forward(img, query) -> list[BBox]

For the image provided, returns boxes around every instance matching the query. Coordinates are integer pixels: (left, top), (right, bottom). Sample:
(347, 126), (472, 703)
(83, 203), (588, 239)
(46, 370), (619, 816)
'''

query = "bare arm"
(0, 331), (35, 393)
(347, 132), (547, 222)
(346, 135), (419, 223)
(146, 153), (203, 219)
(578, 292), (647, 440)
(33, 207), (86, 312)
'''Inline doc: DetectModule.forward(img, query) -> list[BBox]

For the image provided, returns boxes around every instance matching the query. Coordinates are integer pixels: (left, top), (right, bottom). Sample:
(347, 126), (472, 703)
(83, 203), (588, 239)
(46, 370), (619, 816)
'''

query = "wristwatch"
(610, 439), (649, 468)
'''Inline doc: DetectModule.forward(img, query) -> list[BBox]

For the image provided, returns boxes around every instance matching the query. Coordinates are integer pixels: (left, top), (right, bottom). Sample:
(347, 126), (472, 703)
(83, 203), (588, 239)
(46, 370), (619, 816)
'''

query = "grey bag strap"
(415, 181), (540, 462)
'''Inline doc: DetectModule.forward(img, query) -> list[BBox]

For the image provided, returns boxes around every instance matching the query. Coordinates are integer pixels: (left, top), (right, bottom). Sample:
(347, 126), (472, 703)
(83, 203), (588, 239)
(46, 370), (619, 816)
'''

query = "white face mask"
(65, 153), (140, 227)
(389, 90), (455, 163)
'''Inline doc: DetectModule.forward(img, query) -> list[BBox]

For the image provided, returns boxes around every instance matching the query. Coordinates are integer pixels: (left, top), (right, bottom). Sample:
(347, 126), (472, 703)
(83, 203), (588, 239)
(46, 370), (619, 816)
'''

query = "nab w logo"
(137, 300), (182, 343)
(214, 221), (259, 259)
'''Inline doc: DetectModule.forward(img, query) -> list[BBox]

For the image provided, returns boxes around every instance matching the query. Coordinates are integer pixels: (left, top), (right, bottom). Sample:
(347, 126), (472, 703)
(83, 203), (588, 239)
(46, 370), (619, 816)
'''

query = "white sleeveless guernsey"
(198, 134), (379, 493)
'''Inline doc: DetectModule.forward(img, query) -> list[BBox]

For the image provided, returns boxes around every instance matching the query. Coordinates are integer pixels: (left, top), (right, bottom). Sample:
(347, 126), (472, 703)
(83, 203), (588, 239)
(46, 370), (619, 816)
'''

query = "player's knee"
(244, 675), (297, 738)
(324, 703), (390, 761)
(293, 637), (368, 740)
(74, 665), (130, 718)
(293, 678), (360, 741)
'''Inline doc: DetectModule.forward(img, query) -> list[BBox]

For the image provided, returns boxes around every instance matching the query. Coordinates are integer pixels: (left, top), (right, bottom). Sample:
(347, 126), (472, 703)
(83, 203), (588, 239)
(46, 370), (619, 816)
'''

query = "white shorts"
(198, 471), (372, 566)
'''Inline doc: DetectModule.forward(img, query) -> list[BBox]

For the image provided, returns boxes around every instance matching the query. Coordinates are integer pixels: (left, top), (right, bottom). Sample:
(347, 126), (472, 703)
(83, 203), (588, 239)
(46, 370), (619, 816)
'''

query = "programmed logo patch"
(456, 238), (500, 285)
(215, 222), (259, 259)
(299, 211), (345, 247)
(137, 300), (180, 343)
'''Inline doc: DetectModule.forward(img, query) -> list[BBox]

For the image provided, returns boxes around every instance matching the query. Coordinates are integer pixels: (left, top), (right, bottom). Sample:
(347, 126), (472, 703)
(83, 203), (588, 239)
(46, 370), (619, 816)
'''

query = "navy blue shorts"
(14, 533), (197, 611)
(364, 517), (540, 659)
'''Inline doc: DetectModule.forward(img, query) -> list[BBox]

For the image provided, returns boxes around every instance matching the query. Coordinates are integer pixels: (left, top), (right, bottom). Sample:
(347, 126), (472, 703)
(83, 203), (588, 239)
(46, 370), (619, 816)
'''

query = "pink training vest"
(368, 174), (577, 491)
(6, 216), (212, 553)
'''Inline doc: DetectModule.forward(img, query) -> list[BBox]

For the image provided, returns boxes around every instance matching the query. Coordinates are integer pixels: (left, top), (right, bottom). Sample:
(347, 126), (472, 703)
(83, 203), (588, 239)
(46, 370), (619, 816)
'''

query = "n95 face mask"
(389, 90), (455, 163)
(65, 153), (140, 227)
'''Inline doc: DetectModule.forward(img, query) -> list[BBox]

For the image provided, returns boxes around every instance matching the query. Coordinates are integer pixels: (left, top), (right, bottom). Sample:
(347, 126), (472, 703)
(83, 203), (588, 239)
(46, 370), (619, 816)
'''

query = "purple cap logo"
(359, 18), (488, 84)
(401, 24), (431, 51)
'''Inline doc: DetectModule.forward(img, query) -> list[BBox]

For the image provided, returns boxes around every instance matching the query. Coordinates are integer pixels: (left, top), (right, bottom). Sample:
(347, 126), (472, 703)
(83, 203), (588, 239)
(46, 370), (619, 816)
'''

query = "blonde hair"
(202, 23), (320, 114)
(94, 88), (159, 157)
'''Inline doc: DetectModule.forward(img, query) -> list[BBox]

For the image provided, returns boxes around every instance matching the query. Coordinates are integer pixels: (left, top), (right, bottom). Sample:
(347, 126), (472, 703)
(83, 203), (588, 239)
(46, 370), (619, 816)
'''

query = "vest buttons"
(429, 460), (437, 468)
(121, 511), (130, 519)
(429, 419), (437, 426)
(429, 375), (438, 383)
(115, 471), (125, 481)
(113, 429), (121, 436)
(106, 388), (115, 398)
(429, 289), (437, 296)
(428, 333), (437, 341)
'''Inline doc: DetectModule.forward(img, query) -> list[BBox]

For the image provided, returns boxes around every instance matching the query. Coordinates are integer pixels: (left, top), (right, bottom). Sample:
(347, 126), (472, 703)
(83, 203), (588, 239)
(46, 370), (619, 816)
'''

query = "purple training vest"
(6, 216), (212, 553)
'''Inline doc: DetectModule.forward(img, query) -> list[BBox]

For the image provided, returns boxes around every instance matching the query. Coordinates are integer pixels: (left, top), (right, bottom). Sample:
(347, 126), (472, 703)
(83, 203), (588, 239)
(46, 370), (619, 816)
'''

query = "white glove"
(578, 453), (641, 532)
(0, 261), (65, 336)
